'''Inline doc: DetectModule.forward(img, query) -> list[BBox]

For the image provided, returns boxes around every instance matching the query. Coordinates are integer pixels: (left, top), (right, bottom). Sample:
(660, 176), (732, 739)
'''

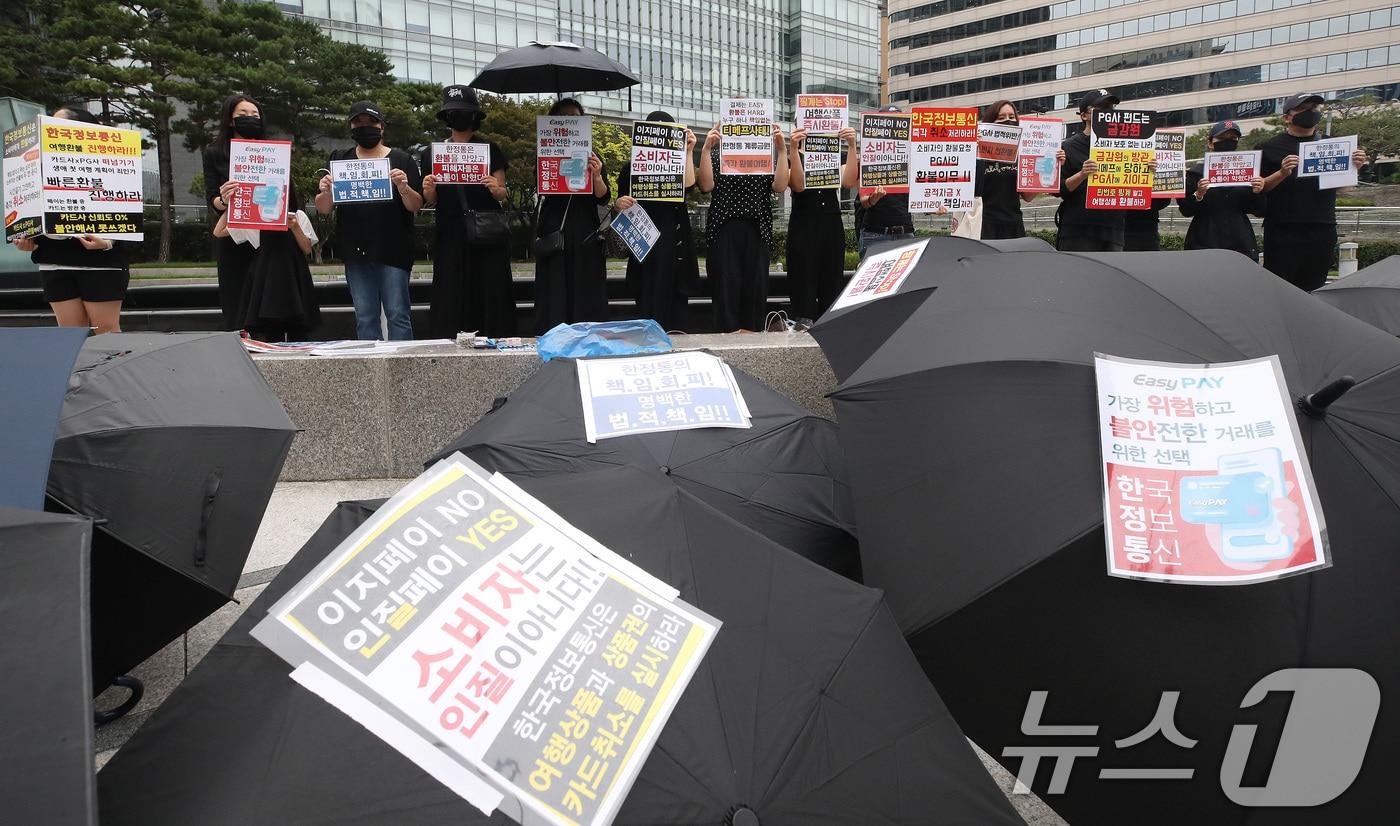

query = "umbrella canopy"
(48, 332), (296, 690)
(0, 507), (97, 826)
(470, 41), (640, 94)
(831, 249), (1400, 823)
(99, 472), (1022, 825)
(425, 357), (861, 579)
(0, 327), (87, 509)
(809, 235), (1052, 382)
(1314, 254), (1400, 334)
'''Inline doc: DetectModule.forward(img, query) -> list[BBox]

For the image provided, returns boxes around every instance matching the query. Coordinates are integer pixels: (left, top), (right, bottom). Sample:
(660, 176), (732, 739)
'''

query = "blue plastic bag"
(536, 320), (674, 362)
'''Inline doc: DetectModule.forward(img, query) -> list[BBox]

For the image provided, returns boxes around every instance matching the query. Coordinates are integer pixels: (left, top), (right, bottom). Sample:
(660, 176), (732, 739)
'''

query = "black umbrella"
(831, 249), (1400, 823)
(0, 327), (87, 509)
(470, 41), (640, 95)
(1314, 254), (1400, 334)
(0, 507), (97, 826)
(425, 357), (860, 579)
(809, 235), (1052, 382)
(99, 472), (1023, 825)
(47, 332), (296, 693)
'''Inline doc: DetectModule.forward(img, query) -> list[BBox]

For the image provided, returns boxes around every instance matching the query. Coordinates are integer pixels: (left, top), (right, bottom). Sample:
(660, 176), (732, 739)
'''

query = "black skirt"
(785, 210), (846, 321)
(533, 197), (608, 335)
(980, 216), (1027, 240)
(626, 206), (699, 332)
(216, 235), (257, 331)
(238, 233), (320, 336)
(707, 219), (769, 332)
(430, 231), (517, 338)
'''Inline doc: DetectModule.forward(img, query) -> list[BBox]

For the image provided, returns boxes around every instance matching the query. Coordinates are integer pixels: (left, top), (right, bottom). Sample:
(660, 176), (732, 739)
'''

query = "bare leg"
(50, 299), (90, 329)
(83, 301), (123, 333)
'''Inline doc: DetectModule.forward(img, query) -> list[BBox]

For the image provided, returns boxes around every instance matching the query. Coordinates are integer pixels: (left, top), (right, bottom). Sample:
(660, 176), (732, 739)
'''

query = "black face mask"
(996, 117), (1018, 125)
(444, 111), (478, 132)
(1291, 108), (1322, 129)
(351, 125), (383, 148)
(1213, 139), (1239, 152)
(232, 115), (264, 139)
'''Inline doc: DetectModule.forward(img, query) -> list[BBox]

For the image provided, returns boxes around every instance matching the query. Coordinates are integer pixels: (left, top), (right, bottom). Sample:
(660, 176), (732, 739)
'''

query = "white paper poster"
(719, 98), (775, 176)
(577, 352), (753, 442)
(610, 203), (661, 263)
(1015, 116), (1064, 194)
(1203, 151), (1261, 187)
(537, 115), (594, 195)
(228, 139), (292, 231)
(908, 108), (977, 213)
(3, 115), (144, 240)
(829, 238), (929, 311)
(432, 141), (492, 184)
(330, 157), (393, 203)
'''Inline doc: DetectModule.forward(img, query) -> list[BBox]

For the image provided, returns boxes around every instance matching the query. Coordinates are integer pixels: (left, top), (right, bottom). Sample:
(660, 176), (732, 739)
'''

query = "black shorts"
(40, 268), (130, 303)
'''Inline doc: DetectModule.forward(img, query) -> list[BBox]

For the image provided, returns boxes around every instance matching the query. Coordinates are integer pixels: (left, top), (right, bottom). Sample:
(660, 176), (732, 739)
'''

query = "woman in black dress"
(532, 98), (609, 335)
(975, 100), (1062, 240)
(786, 124), (858, 322)
(613, 111), (699, 332)
(698, 118), (791, 331)
(213, 181), (322, 341)
(204, 94), (265, 329)
(421, 85), (516, 338)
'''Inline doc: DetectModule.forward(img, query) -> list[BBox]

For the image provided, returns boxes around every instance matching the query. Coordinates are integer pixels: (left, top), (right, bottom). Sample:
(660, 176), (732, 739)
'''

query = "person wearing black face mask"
(1258, 92), (1369, 290)
(204, 94), (264, 330)
(1057, 89), (1129, 252)
(975, 99), (1064, 240)
(1179, 120), (1266, 261)
(315, 100), (424, 340)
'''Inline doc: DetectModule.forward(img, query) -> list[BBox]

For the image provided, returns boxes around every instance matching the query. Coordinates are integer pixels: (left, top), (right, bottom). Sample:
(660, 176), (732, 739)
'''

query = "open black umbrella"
(832, 250), (1400, 824)
(809, 235), (1052, 382)
(0, 327), (87, 509)
(47, 332), (296, 694)
(99, 471), (1023, 825)
(1314, 254), (1400, 334)
(425, 357), (860, 579)
(1, 507), (97, 826)
(470, 41), (640, 95)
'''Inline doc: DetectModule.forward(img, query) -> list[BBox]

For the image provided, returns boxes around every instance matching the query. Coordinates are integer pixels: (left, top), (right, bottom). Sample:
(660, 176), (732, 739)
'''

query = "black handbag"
(457, 186), (510, 248)
(531, 196), (571, 259)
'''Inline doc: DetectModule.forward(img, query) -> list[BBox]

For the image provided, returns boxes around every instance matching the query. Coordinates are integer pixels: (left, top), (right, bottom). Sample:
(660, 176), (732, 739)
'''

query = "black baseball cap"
(346, 100), (385, 124)
(1281, 93), (1325, 113)
(437, 85), (482, 116)
(1078, 89), (1120, 112)
(1209, 119), (1242, 139)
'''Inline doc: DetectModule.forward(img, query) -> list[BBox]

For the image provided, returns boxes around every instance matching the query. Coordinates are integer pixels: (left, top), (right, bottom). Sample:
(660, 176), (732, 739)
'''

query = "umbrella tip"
(1297, 375), (1356, 419)
(659, 465), (671, 475)
(724, 806), (760, 826)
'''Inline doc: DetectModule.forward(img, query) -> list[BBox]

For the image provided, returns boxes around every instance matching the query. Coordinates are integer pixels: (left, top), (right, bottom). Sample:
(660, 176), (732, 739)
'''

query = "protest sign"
(577, 352), (752, 442)
(3, 115), (144, 241)
(1095, 353), (1328, 585)
(1015, 116), (1064, 194)
(829, 238), (929, 311)
(227, 139), (292, 232)
(253, 455), (720, 826)
(330, 157), (392, 204)
(628, 122), (686, 201)
(976, 122), (1021, 164)
(1152, 128), (1186, 197)
(609, 203), (661, 263)
(858, 112), (911, 195)
(908, 107), (977, 213)
(431, 142), (492, 184)
(1298, 135), (1355, 177)
(537, 115), (594, 195)
(718, 98), (775, 175)
(1203, 151), (1260, 187)
(796, 94), (848, 190)
(795, 94), (848, 134)
(1087, 109), (1156, 210)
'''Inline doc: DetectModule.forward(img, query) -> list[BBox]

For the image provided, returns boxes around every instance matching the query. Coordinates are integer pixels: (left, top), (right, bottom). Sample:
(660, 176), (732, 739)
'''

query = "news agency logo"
(1003, 668), (1379, 807)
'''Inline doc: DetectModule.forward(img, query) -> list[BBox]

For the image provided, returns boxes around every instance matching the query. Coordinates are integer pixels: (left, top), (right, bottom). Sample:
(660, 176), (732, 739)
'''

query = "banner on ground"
(3, 115), (144, 241)
(253, 455), (720, 826)
(1094, 353), (1328, 585)
(577, 352), (752, 442)
(628, 122), (686, 202)
(858, 112), (910, 195)
(1152, 128), (1186, 198)
(1015, 117), (1064, 194)
(609, 203), (661, 263)
(228, 139), (292, 232)
(976, 122), (1021, 164)
(431, 142), (492, 184)
(908, 107), (977, 213)
(1203, 151), (1260, 187)
(330, 157), (392, 204)
(829, 238), (929, 311)
(537, 115), (594, 195)
(1087, 109), (1156, 210)
(718, 98), (775, 175)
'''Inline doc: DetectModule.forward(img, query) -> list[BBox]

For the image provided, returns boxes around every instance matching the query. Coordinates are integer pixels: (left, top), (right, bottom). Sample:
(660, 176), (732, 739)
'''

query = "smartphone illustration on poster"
(1217, 448), (1292, 562)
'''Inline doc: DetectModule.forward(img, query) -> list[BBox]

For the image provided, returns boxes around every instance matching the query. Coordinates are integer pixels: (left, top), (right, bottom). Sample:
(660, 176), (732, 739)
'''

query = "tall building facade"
(886, 0), (1400, 129)
(273, 0), (882, 125)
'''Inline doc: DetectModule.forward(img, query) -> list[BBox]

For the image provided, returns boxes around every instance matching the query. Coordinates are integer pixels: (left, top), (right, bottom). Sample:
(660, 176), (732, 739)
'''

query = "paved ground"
(95, 480), (1066, 825)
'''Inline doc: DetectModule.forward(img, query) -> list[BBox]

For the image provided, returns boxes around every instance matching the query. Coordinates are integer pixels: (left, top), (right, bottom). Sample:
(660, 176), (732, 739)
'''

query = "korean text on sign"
(330, 157), (393, 203)
(859, 113), (911, 195)
(576, 352), (753, 443)
(432, 142), (492, 185)
(830, 238), (929, 311)
(719, 98), (775, 176)
(628, 122), (686, 202)
(1016, 117), (1064, 194)
(538, 116), (594, 195)
(1088, 109), (1156, 210)
(908, 107), (978, 213)
(228, 138), (292, 232)
(1203, 151), (1260, 187)
(3, 114), (144, 241)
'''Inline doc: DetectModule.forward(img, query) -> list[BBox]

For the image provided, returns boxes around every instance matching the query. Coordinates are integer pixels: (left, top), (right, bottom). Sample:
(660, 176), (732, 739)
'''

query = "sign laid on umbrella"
(1015, 116), (1064, 194)
(908, 107), (977, 213)
(627, 121), (685, 201)
(1204, 151), (1260, 187)
(576, 352), (752, 443)
(1095, 353), (1328, 584)
(3, 115), (143, 241)
(254, 456), (719, 826)
(830, 238), (929, 312)
(431, 142), (492, 184)
(718, 98), (774, 175)
(858, 112), (911, 194)
(227, 138), (292, 232)
(1152, 128), (1186, 198)
(330, 157), (392, 203)
(1088, 109), (1156, 210)
(538, 115), (594, 195)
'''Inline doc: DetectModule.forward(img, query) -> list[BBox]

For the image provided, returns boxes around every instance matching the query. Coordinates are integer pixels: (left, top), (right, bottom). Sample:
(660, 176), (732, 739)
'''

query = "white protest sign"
(1298, 135), (1355, 177)
(3, 115), (144, 241)
(829, 238), (929, 312)
(719, 98), (775, 175)
(330, 157), (393, 203)
(537, 115), (593, 195)
(228, 139), (292, 231)
(976, 122), (1021, 164)
(610, 203), (661, 263)
(908, 108), (977, 213)
(1015, 117), (1064, 194)
(577, 352), (753, 443)
(1204, 151), (1261, 187)
(431, 142), (492, 184)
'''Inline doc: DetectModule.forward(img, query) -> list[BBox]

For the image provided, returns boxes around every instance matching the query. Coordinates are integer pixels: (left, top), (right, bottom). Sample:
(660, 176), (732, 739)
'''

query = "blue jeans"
(344, 261), (413, 340)
(859, 228), (912, 258)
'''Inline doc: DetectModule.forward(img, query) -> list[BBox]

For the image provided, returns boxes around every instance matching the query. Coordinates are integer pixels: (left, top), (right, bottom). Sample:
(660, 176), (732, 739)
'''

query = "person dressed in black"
(421, 86), (515, 338)
(214, 182), (321, 341)
(613, 111), (700, 332)
(699, 112), (791, 331)
(857, 104), (916, 257)
(1057, 88), (1153, 252)
(533, 98), (610, 335)
(1258, 92), (1368, 291)
(11, 105), (130, 334)
(204, 94), (264, 330)
(976, 100), (1063, 240)
(1179, 120), (1266, 261)
(786, 123), (858, 321)
(1122, 197), (1174, 251)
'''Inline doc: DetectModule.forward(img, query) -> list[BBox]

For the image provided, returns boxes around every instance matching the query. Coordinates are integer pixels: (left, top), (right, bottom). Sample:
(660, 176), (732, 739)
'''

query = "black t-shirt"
(975, 159), (1021, 228)
(420, 141), (507, 221)
(1259, 132), (1337, 226)
(328, 146), (423, 271)
(862, 192), (913, 233)
(791, 187), (841, 216)
(1057, 130), (1124, 243)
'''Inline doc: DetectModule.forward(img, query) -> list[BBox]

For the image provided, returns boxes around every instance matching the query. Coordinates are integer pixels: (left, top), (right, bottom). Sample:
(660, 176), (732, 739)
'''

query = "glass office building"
(886, 0), (1400, 128)
(273, 0), (882, 125)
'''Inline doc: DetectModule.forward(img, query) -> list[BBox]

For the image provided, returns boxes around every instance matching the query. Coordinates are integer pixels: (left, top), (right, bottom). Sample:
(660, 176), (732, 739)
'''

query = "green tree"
(475, 95), (552, 213)
(592, 120), (630, 201)
(1331, 100), (1400, 181)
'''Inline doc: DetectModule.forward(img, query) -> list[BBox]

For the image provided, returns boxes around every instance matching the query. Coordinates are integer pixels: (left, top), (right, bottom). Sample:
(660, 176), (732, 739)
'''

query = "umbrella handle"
(195, 470), (223, 567)
(94, 674), (144, 726)
(1297, 375), (1356, 419)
